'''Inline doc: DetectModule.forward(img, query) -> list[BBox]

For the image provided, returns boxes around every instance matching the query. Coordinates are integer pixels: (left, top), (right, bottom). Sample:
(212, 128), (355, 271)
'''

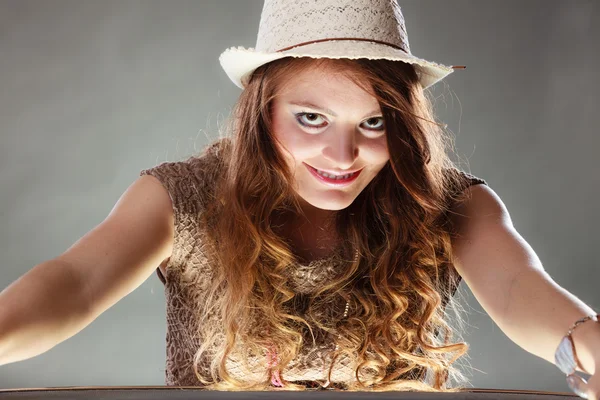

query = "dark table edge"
(0, 387), (576, 397)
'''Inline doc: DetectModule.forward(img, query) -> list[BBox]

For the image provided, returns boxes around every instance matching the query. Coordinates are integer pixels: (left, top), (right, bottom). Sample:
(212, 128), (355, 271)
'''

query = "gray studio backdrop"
(0, 0), (598, 392)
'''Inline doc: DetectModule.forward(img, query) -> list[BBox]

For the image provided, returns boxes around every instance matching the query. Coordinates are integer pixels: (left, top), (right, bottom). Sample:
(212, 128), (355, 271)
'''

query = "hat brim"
(219, 40), (454, 90)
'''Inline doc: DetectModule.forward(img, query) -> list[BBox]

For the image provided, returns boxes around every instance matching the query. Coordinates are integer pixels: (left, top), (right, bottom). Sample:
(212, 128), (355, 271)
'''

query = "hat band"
(275, 37), (409, 54)
(275, 38), (466, 70)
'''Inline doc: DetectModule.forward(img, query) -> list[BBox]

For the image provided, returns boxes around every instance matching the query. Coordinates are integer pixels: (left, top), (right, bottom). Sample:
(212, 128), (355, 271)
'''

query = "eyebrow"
(288, 101), (380, 118)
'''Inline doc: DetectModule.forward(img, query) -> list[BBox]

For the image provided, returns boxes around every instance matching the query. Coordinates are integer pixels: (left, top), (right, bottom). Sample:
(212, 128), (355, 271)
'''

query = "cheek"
(362, 137), (390, 164)
(272, 116), (315, 162)
(379, 142), (390, 162)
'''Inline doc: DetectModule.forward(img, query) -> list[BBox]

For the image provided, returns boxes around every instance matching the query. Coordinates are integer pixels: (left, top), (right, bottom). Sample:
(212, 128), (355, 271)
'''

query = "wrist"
(569, 315), (600, 375)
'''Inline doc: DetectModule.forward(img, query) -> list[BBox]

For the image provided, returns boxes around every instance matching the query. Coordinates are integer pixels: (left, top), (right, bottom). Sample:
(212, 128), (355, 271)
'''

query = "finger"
(567, 375), (589, 399)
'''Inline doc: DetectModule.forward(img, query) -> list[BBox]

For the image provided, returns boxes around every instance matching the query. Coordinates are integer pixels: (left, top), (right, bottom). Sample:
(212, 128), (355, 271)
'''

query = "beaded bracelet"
(555, 314), (600, 399)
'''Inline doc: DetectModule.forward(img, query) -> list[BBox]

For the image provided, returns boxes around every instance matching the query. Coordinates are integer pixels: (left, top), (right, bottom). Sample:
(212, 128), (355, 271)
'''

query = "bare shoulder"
(450, 183), (513, 231)
(448, 183), (518, 267)
(57, 174), (174, 315)
(448, 183), (539, 284)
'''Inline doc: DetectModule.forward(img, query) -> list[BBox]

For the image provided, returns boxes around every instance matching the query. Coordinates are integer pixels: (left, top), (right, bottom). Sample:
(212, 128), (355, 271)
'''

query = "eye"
(361, 117), (385, 131)
(295, 112), (328, 129)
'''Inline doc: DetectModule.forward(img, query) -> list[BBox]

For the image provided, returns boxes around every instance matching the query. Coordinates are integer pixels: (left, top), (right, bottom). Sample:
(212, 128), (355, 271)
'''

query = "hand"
(584, 369), (600, 400)
(568, 369), (600, 399)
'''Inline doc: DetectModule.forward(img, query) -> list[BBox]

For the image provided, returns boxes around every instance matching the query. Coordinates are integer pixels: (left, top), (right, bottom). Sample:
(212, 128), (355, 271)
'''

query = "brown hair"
(195, 57), (473, 391)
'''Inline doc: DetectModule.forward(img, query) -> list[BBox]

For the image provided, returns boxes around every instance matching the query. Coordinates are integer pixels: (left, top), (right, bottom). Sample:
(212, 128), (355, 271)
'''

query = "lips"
(305, 163), (362, 186)
(310, 166), (362, 176)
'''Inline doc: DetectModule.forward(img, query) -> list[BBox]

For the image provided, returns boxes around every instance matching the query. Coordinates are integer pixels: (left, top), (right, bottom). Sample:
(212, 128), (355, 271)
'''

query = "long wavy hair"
(194, 57), (474, 391)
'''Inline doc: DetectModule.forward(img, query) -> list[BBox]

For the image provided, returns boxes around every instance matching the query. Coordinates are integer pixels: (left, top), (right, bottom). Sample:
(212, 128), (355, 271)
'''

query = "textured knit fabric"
(140, 138), (487, 387)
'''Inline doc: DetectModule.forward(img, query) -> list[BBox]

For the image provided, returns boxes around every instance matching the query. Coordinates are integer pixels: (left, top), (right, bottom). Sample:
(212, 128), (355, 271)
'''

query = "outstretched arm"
(449, 184), (600, 376)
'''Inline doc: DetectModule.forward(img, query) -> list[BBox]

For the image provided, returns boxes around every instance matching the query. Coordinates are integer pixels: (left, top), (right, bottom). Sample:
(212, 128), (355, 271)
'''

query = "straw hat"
(219, 0), (465, 90)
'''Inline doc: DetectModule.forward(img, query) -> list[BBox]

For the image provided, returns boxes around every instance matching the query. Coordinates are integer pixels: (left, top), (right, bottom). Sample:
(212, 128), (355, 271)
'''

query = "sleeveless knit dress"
(140, 139), (487, 387)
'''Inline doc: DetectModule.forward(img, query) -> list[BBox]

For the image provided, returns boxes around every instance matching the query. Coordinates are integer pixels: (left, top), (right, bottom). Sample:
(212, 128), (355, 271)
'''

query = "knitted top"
(140, 139), (487, 387)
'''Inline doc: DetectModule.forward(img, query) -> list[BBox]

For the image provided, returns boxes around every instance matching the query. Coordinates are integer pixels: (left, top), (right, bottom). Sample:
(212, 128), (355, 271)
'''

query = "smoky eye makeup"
(294, 112), (386, 134)
(362, 117), (385, 131)
(294, 112), (328, 129)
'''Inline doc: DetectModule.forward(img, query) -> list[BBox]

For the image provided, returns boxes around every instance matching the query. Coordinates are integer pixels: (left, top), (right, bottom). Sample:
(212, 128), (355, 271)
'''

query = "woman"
(0, 0), (598, 396)
(137, 0), (599, 393)
(141, 55), (487, 391)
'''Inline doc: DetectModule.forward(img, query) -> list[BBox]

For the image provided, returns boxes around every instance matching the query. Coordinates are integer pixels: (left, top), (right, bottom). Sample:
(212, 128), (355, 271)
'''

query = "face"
(271, 63), (390, 213)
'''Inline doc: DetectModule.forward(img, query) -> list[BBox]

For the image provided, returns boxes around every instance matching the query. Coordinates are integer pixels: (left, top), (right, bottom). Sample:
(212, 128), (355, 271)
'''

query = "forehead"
(274, 62), (378, 108)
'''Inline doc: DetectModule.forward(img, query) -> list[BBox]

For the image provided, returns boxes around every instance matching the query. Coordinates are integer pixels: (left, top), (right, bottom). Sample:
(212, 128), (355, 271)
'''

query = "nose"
(321, 127), (359, 169)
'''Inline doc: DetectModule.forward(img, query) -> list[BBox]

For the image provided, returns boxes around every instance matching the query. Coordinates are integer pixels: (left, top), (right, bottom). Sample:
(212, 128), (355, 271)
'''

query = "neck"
(295, 196), (337, 231)
(273, 198), (339, 261)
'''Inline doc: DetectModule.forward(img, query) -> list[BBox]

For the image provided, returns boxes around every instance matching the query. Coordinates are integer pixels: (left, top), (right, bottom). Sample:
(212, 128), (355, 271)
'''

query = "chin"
(300, 193), (356, 211)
